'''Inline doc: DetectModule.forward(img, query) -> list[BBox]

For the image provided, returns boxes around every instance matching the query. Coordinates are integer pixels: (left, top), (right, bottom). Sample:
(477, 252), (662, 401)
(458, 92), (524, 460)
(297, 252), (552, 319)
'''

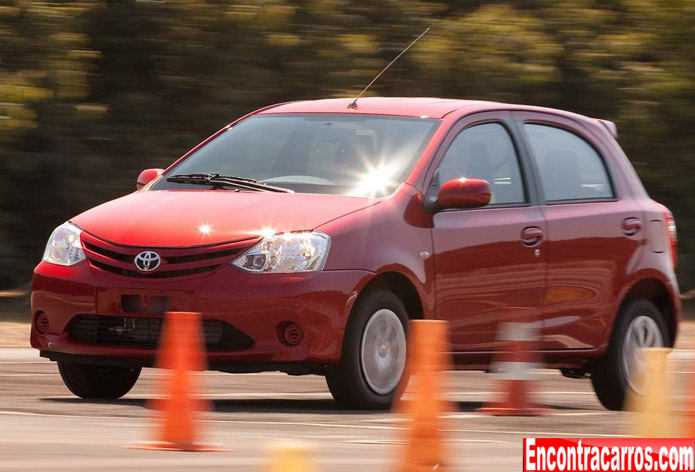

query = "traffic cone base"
(128, 312), (224, 452)
(129, 441), (226, 452)
(684, 351), (694, 438)
(626, 347), (676, 438)
(477, 405), (549, 416)
(477, 322), (547, 416)
(395, 320), (454, 472)
(266, 441), (316, 472)
(477, 377), (548, 416)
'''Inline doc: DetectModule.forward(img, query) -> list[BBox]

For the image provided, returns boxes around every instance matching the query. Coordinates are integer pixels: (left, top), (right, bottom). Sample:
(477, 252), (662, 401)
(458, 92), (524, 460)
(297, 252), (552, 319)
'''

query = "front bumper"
(31, 260), (372, 371)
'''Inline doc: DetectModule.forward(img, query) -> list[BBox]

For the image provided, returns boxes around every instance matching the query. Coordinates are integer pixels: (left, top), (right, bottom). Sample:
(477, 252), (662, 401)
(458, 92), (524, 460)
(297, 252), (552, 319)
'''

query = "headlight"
(42, 222), (86, 266)
(232, 231), (331, 273)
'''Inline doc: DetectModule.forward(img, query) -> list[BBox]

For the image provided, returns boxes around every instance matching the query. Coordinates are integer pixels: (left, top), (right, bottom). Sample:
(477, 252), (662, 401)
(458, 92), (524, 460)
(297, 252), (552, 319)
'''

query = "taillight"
(665, 211), (677, 268)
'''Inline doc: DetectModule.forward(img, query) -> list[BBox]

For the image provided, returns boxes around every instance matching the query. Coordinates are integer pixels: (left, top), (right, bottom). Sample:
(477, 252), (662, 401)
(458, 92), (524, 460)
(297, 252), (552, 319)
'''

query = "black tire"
(589, 298), (668, 411)
(57, 361), (141, 399)
(326, 289), (408, 410)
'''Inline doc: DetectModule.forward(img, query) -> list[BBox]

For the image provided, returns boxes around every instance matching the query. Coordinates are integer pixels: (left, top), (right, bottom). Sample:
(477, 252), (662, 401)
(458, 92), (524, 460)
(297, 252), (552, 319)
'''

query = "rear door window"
(524, 124), (614, 202)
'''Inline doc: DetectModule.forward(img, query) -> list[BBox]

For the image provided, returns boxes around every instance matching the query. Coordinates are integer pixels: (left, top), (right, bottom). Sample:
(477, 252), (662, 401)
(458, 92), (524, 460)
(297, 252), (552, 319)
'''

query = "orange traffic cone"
(688, 372), (695, 438)
(131, 311), (222, 452)
(477, 322), (546, 416)
(626, 347), (676, 438)
(394, 320), (453, 472)
(266, 441), (317, 472)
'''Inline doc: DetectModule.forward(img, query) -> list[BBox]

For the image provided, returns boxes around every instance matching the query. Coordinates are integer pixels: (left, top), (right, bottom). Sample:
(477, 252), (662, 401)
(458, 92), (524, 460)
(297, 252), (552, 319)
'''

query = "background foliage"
(0, 0), (693, 290)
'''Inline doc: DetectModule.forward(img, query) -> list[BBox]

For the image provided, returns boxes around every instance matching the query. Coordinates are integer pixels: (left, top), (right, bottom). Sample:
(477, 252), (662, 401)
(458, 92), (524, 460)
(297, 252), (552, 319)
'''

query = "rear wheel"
(590, 298), (667, 411)
(326, 289), (408, 409)
(58, 361), (141, 399)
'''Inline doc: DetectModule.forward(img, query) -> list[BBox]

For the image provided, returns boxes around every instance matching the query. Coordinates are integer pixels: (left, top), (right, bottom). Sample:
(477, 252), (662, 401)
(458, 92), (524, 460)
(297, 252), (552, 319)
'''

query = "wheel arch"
(327, 270), (423, 409)
(614, 277), (678, 346)
(356, 271), (424, 321)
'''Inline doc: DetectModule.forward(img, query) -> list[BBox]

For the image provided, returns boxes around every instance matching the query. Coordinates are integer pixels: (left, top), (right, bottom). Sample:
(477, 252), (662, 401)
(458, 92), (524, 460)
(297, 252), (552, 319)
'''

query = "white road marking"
(670, 350), (695, 360)
(0, 411), (405, 446)
(208, 419), (637, 439)
(0, 457), (387, 469)
(450, 391), (596, 396)
(0, 373), (58, 377)
(444, 412), (608, 419)
(40, 392), (334, 400)
(343, 438), (513, 445)
(143, 371), (290, 377)
(0, 410), (628, 439)
(201, 392), (331, 398)
(544, 412), (607, 417)
(0, 410), (143, 421)
(345, 439), (403, 445)
(535, 391), (595, 395)
(0, 349), (43, 362)
(37, 391), (599, 401)
(1, 348), (692, 363)
(443, 428), (632, 438)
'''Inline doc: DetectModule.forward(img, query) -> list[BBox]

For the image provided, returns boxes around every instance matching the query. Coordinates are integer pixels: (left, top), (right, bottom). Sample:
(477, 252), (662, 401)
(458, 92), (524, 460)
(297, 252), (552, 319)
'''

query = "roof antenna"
(347, 28), (430, 109)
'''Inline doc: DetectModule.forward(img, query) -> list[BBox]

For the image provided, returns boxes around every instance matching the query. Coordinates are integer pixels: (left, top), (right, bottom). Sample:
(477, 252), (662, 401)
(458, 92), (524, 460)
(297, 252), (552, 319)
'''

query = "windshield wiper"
(166, 173), (293, 193)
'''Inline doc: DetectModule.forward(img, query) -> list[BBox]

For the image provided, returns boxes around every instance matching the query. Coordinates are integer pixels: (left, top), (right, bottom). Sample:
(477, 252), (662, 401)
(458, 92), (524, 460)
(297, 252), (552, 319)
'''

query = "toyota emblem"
(134, 251), (161, 272)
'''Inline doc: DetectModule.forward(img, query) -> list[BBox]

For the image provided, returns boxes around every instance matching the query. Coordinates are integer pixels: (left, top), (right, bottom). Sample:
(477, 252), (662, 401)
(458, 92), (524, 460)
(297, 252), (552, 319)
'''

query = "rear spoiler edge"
(597, 119), (618, 139)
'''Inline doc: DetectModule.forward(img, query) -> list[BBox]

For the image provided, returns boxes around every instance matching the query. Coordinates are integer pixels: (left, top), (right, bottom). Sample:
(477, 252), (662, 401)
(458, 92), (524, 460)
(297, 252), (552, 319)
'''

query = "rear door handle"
(622, 217), (642, 236)
(521, 226), (544, 247)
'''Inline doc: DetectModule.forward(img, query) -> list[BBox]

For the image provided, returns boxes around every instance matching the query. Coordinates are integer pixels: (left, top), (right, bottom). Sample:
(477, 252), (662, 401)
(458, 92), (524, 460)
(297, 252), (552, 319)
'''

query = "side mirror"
(136, 168), (164, 189)
(436, 178), (491, 210)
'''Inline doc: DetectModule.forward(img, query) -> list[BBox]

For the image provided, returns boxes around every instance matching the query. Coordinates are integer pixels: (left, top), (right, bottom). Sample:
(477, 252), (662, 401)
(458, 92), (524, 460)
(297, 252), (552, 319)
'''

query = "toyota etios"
(32, 98), (680, 410)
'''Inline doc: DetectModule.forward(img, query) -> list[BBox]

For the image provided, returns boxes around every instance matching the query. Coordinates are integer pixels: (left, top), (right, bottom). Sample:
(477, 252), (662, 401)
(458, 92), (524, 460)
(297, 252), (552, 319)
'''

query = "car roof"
(259, 97), (493, 119)
(258, 97), (592, 122)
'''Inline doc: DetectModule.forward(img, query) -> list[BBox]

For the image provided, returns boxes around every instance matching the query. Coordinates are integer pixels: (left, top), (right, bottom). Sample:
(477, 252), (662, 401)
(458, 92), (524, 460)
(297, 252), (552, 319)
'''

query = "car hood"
(72, 190), (379, 247)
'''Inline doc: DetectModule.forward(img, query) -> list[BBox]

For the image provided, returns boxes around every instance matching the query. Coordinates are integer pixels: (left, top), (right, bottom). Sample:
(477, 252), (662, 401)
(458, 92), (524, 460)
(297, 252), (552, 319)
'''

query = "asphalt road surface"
(0, 324), (692, 472)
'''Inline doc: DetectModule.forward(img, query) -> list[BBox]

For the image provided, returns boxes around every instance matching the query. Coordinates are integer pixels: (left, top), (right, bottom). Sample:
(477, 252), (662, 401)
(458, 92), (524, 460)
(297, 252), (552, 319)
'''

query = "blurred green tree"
(0, 0), (693, 290)
(0, 1), (98, 287)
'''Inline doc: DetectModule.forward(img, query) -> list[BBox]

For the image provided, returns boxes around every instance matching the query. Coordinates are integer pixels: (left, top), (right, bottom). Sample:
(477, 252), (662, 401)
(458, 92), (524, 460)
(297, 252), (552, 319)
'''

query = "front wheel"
(326, 289), (408, 409)
(590, 298), (668, 411)
(58, 361), (141, 399)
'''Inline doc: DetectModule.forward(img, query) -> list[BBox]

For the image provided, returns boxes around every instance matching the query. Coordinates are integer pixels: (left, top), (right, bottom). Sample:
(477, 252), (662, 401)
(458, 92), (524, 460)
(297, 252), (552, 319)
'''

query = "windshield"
(153, 113), (440, 196)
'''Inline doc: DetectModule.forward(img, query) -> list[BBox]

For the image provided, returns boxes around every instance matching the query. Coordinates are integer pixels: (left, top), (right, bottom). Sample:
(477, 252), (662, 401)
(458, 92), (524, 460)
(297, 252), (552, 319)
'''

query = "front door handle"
(622, 217), (642, 236)
(521, 226), (544, 247)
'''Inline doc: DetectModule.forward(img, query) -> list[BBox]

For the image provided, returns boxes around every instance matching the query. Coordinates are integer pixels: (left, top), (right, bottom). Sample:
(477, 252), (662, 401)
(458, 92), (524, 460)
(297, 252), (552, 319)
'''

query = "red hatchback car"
(32, 97), (680, 410)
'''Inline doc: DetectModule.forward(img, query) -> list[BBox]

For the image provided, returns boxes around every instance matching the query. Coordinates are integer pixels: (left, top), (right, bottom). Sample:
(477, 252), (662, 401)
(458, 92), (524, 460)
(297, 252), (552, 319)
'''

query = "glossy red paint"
(259, 97), (489, 119)
(31, 261), (372, 366)
(31, 97), (680, 377)
(136, 168), (164, 190)
(432, 205), (548, 353)
(436, 178), (491, 210)
(71, 190), (379, 248)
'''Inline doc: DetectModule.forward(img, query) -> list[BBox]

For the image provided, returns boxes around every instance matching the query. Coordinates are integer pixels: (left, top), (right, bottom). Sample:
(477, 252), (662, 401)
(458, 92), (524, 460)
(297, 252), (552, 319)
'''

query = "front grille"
(83, 242), (131, 262)
(166, 249), (242, 265)
(69, 315), (254, 351)
(90, 260), (219, 279)
(81, 233), (258, 280)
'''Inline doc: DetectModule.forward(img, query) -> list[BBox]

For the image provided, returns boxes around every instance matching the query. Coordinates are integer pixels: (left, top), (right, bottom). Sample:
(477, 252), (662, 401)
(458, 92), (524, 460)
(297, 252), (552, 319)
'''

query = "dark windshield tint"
(153, 114), (439, 196)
